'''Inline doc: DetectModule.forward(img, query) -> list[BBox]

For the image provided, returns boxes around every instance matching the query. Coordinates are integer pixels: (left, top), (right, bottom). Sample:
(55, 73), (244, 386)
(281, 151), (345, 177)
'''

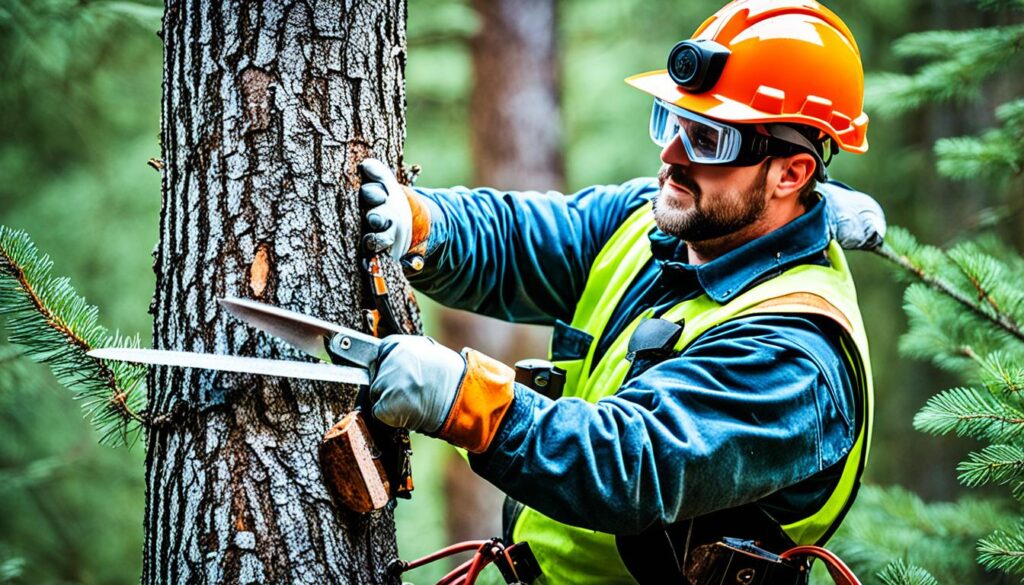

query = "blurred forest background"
(1, 0), (1022, 583)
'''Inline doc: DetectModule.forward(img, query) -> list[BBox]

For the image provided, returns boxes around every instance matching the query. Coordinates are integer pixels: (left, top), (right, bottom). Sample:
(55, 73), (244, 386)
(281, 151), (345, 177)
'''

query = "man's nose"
(660, 135), (691, 167)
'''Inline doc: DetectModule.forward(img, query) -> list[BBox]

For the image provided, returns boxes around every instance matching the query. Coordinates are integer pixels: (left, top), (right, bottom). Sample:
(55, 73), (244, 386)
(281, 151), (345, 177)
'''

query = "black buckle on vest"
(514, 359), (566, 400)
(686, 539), (808, 585)
(627, 318), (684, 363)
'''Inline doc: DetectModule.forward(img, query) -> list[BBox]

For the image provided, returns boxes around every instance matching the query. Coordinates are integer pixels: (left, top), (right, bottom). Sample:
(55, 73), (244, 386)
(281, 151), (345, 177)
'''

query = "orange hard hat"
(626, 0), (868, 153)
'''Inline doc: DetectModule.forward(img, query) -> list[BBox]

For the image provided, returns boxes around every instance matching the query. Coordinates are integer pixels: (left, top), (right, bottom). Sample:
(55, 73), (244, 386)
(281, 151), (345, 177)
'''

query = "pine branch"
(878, 560), (941, 585)
(915, 387), (1024, 442)
(980, 352), (1024, 395)
(873, 239), (1024, 345)
(978, 529), (1024, 574)
(828, 484), (1010, 582)
(957, 444), (1024, 488)
(947, 246), (1007, 315)
(934, 99), (1024, 182)
(935, 133), (1023, 181)
(0, 225), (146, 446)
(867, 25), (1024, 117)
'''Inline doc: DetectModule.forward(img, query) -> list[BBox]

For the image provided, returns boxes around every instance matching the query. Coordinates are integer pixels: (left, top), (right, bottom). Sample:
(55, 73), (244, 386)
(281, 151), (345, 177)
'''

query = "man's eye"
(691, 127), (716, 150)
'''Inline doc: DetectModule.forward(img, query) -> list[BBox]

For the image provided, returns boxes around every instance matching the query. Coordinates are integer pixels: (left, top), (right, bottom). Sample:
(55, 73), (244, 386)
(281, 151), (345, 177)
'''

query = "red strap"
(780, 546), (861, 585)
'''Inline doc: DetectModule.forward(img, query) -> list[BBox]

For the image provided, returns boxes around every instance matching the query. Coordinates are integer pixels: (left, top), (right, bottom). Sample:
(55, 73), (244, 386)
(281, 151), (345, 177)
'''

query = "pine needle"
(957, 444), (1024, 488)
(978, 529), (1024, 574)
(0, 225), (146, 446)
(874, 236), (1024, 347)
(915, 387), (1024, 442)
(866, 25), (1024, 117)
(878, 560), (941, 585)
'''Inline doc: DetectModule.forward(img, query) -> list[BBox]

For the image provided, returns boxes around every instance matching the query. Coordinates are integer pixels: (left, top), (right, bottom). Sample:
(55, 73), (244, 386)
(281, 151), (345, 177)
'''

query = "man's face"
(654, 135), (771, 243)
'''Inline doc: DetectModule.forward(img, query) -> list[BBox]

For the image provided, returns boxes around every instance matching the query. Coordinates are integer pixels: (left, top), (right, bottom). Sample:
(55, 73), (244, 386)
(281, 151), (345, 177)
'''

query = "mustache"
(658, 164), (701, 198)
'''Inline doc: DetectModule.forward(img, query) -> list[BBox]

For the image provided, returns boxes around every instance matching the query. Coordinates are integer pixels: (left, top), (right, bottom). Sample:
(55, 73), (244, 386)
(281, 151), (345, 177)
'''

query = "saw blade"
(218, 297), (352, 362)
(219, 297), (381, 368)
(88, 348), (369, 385)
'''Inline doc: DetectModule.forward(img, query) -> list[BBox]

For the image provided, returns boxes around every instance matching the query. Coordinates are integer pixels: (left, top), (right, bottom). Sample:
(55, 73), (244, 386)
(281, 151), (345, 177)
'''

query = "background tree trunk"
(148, 2), (413, 582)
(441, 0), (563, 546)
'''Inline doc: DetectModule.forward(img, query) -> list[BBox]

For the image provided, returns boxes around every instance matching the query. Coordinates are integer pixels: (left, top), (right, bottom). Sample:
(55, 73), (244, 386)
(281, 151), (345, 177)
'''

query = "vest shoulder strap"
(743, 291), (855, 337)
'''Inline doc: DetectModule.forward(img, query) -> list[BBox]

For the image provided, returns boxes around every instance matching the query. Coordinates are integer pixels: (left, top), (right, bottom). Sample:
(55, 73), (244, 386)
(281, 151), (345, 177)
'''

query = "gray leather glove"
(369, 335), (464, 433)
(820, 181), (886, 250)
(368, 335), (517, 453)
(359, 159), (414, 261)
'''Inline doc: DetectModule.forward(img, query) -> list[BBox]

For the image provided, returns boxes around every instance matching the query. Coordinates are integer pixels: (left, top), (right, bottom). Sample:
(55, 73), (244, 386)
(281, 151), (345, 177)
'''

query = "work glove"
(820, 181), (886, 251)
(358, 159), (431, 263)
(369, 335), (516, 454)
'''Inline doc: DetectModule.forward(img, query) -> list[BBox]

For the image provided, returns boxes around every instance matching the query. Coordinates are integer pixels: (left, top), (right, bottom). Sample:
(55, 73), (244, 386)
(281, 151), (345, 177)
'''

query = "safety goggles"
(649, 99), (832, 178)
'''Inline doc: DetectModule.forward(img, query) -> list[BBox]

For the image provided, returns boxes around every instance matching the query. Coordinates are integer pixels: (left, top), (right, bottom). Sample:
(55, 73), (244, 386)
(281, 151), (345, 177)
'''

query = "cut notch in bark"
(249, 244), (272, 299)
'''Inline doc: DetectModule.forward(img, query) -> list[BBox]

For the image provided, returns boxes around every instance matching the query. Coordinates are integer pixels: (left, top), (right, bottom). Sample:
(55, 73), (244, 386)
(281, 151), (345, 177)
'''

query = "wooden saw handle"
(319, 410), (391, 513)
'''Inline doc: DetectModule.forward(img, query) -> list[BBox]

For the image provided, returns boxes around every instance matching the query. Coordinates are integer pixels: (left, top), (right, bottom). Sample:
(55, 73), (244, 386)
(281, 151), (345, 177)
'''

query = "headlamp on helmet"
(667, 40), (730, 94)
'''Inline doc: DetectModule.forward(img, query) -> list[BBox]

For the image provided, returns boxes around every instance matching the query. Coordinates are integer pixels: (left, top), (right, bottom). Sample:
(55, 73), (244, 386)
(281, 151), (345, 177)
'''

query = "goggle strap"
(766, 125), (829, 182)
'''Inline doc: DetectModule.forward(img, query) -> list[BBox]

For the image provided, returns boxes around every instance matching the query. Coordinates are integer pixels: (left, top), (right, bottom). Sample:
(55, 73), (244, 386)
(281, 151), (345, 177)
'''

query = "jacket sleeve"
(468, 314), (858, 534)
(407, 179), (656, 325)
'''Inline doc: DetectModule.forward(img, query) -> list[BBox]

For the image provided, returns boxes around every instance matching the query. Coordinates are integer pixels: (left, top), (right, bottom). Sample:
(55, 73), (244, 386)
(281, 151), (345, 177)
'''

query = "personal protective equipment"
(509, 202), (873, 582)
(627, 0), (869, 154)
(649, 98), (830, 179)
(821, 181), (886, 250)
(370, 335), (516, 453)
(358, 159), (431, 261)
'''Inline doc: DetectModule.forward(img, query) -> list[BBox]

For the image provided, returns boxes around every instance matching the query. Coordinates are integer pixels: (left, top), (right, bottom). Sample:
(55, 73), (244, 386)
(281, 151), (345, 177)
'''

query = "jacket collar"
(648, 198), (831, 304)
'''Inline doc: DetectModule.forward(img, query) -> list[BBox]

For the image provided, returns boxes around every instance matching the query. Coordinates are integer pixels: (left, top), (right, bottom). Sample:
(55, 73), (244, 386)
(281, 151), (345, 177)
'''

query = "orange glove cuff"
(439, 349), (516, 454)
(403, 186), (431, 257)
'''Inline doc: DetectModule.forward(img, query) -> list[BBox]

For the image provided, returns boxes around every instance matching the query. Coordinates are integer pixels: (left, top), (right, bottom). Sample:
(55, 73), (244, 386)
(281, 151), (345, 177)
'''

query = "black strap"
(616, 504), (803, 585)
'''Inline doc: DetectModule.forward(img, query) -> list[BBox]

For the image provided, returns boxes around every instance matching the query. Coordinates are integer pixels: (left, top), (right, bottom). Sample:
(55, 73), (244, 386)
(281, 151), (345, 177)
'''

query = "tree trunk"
(148, 2), (413, 582)
(441, 0), (563, 547)
(469, 0), (564, 191)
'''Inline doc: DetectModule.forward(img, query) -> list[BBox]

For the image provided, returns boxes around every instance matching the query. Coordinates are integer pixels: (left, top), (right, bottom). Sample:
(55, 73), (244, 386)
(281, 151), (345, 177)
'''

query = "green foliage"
(852, 1), (1024, 582)
(935, 98), (1024, 181)
(978, 529), (1024, 573)
(980, 0), (1024, 8)
(880, 228), (1024, 375)
(829, 485), (1011, 584)
(914, 387), (1024, 442)
(867, 25), (1024, 117)
(874, 220), (1024, 577)
(957, 444), (1024, 488)
(0, 226), (146, 445)
(875, 220), (1024, 579)
(0, 345), (145, 583)
(878, 560), (941, 585)
(0, 0), (163, 336)
(0, 539), (24, 583)
(867, 4), (1024, 200)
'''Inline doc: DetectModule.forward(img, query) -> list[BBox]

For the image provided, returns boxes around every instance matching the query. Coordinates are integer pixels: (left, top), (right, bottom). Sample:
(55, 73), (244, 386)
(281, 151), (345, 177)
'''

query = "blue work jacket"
(408, 178), (857, 536)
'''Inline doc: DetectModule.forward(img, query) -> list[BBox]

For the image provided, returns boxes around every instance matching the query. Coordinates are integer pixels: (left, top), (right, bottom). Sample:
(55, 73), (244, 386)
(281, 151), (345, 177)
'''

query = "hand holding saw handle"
(216, 297), (414, 513)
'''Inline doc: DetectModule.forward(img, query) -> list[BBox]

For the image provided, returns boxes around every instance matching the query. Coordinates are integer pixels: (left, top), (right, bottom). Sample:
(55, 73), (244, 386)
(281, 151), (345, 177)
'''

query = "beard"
(654, 162), (770, 243)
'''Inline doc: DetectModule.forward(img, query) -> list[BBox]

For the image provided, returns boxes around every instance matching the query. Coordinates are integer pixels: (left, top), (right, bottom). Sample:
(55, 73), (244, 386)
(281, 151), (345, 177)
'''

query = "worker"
(360, 1), (881, 583)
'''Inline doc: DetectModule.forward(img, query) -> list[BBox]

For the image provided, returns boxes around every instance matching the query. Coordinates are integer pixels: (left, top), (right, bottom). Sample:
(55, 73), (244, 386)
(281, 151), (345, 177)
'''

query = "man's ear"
(771, 152), (816, 200)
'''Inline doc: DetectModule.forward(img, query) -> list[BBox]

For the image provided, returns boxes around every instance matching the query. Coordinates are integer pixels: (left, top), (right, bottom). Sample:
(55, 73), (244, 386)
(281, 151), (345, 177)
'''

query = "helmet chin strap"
(766, 124), (830, 182)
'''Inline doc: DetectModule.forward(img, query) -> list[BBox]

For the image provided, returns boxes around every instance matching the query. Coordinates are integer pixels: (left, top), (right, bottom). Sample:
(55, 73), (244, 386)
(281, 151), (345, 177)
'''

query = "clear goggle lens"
(649, 99), (742, 164)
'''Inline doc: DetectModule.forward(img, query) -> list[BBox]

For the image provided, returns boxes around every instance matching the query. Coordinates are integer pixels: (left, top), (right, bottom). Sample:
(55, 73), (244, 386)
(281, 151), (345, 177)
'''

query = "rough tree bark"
(442, 0), (563, 546)
(148, 2), (415, 583)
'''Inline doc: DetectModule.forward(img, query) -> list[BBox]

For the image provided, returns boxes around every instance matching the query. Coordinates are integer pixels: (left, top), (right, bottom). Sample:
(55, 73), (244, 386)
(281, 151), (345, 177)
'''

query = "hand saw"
(88, 296), (413, 513)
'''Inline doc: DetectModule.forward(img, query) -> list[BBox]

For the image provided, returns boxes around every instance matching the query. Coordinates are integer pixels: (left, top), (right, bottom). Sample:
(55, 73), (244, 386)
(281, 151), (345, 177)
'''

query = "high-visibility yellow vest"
(511, 203), (873, 584)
